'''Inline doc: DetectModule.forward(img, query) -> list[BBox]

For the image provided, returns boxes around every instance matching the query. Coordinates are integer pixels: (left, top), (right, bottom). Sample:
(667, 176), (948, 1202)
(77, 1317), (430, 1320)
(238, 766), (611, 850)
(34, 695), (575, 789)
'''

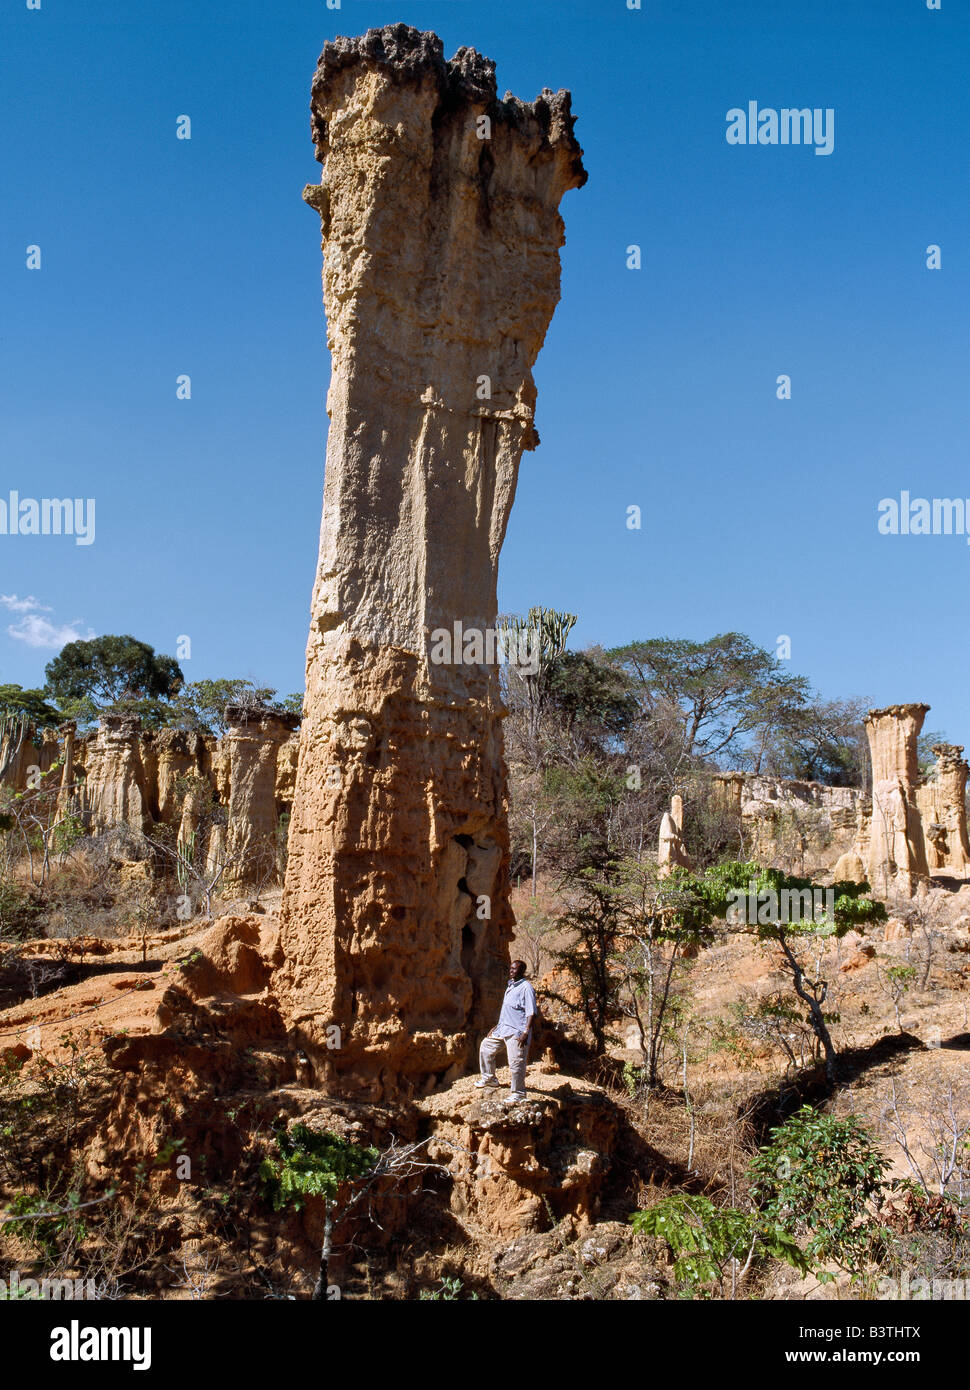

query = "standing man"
(476, 959), (536, 1103)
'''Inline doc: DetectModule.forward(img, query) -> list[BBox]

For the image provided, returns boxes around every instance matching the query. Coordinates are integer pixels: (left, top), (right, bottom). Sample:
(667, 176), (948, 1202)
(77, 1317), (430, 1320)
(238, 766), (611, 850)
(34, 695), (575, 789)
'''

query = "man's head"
(509, 959), (527, 982)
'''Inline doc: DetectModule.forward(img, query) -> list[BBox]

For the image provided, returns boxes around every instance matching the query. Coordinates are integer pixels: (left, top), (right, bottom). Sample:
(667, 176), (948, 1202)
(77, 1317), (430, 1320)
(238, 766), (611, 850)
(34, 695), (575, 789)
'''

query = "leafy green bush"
(419, 1276), (478, 1301)
(748, 1106), (891, 1276)
(259, 1123), (378, 1212)
(632, 1193), (807, 1295)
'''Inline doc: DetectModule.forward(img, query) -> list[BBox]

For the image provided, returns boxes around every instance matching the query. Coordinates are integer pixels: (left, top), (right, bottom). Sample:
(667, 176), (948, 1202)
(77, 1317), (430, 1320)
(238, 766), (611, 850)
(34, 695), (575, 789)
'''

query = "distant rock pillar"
(223, 707), (298, 890)
(865, 704), (930, 897)
(921, 743), (970, 876)
(658, 795), (691, 875)
(84, 716), (149, 835)
(55, 720), (77, 820)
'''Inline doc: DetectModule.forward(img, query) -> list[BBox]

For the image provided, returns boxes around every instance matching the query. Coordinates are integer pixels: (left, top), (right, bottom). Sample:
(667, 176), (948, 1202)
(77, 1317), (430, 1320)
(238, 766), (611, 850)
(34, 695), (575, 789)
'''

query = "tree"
(44, 636), (183, 712)
(635, 1108), (890, 1294)
(543, 649), (638, 756)
(0, 685), (59, 725)
(632, 1193), (808, 1296)
(703, 861), (886, 1081)
(508, 758), (628, 892)
(260, 1122), (378, 1301)
(748, 1107), (891, 1276)
(2, 763), (84, 887)
(549, 857), (715, 1073)
(608, 633), (811, 772)
(610, 862), (716, 1087)
(760, 695), (871, 788)
(166, 679), (279, 737)
(499, 606), (577, 748)
(259, 1123), (459, 1301)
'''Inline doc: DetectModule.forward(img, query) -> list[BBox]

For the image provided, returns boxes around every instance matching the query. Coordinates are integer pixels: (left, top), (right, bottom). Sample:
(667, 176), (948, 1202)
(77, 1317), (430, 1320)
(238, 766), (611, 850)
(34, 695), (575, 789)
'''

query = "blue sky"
(2, 1), (968, 738)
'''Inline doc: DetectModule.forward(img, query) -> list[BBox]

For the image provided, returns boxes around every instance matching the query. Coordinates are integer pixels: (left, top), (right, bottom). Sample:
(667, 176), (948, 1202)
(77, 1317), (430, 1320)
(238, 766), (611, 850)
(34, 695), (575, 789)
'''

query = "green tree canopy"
(167, 679), (279, 736)
(544, 649), (638, 752)
(759, 695), (871, 787)
(0, 684), (60, 725)
(44, 635), (183, 711)
(607, 632), (811, 771)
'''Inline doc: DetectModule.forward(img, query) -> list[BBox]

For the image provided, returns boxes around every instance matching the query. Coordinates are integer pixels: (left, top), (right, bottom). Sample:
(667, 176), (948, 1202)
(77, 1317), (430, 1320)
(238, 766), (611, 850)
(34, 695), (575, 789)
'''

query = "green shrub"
(748, 1105), (891, 1276)
(632, 1193), (807, 1295)
(259, 1123), (378, 1212)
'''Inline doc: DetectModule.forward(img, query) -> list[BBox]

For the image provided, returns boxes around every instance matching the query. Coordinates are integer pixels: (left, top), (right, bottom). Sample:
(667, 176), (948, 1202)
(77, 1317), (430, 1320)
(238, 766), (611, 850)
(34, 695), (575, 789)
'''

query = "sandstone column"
(151, 729), (206, 825)
(279, 24), (585, 1098)
(918, 743), (970, 876)
(865, 704), (929, 897)
(658, 794), (690, 875)
(83, 715), (149, 835)
(55, 720), (77, 820)
(223, 707), (299, 890)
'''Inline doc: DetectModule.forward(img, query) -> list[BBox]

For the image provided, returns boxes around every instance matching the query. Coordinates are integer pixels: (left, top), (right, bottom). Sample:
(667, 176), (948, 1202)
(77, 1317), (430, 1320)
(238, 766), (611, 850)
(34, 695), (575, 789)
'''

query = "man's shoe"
(504, 1091), (527, 1104)
(475, 1078), (500, 1089)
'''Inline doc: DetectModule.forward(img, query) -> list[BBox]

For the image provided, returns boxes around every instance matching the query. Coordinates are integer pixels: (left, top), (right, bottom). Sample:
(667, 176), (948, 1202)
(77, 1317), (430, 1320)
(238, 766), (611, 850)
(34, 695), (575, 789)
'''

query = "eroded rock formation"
(223, 706), (299, 889)
(82, 716), (150, 836)
(0, 717), (58, 791)
(916, 743), (970, 876)
(865, 704), (930, 897)
(148, 728), (208, 825)
(421, 1074), (620, 1236)
(278, 24), (585, 1098)
(657, 793), (690, 874)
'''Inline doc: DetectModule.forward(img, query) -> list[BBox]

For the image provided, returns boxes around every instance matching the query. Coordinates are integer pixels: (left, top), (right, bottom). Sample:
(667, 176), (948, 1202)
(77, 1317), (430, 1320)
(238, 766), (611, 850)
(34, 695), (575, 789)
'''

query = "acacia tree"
(607, 633), (811, 773)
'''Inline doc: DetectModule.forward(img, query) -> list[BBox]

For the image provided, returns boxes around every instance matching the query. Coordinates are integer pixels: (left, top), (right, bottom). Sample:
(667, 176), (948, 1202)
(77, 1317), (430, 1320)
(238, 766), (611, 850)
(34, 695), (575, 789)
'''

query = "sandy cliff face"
(277, 24), (586, 1098)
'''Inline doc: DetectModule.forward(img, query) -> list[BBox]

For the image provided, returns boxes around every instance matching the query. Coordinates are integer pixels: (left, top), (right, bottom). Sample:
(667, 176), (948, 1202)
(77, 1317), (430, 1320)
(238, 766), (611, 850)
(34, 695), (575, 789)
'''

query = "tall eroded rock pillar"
(279, 25), (585, 1098)
(83, 716), (149, 835)
(865, 704), (930, 897)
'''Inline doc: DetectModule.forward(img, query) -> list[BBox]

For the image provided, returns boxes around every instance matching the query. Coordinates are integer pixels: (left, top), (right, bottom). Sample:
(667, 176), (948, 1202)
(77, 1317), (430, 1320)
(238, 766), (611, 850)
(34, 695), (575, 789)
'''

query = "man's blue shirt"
(494, 978), (537, 1039)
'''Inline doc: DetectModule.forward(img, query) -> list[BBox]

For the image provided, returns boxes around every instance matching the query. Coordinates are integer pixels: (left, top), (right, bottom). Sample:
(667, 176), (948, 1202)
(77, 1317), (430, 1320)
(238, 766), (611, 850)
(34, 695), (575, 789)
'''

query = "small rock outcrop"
(420, 1072), (619, 1237)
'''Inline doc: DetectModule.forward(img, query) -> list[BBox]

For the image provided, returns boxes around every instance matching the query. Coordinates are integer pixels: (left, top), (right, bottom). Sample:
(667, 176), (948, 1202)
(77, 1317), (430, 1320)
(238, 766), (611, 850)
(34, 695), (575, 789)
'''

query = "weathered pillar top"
(223, 706), (300, 738)
(309, 23), (586, 181)
(866, 703), (931, 723)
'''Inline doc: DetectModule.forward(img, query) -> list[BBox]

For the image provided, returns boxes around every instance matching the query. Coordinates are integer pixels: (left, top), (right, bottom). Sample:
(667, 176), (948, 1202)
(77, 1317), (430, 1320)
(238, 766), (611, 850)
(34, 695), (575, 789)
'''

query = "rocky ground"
(0, 878), (967, 1300)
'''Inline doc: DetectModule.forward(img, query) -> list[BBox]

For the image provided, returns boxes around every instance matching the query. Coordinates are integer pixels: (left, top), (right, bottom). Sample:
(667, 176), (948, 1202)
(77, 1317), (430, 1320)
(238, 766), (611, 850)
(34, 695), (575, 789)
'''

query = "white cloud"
(7, 615), (95, 650)
(0, 594), (53, 614)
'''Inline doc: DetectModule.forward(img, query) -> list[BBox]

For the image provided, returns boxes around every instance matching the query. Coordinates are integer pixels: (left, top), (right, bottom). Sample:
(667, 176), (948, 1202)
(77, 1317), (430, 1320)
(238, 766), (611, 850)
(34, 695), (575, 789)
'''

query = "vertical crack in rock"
(278, 24), (586, 1099)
